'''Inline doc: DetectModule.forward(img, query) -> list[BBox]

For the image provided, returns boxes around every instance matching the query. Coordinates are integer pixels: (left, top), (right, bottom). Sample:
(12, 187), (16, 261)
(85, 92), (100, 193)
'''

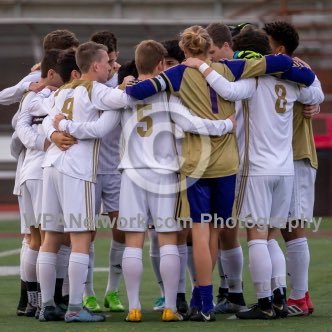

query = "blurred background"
(0, 0), (331, 214)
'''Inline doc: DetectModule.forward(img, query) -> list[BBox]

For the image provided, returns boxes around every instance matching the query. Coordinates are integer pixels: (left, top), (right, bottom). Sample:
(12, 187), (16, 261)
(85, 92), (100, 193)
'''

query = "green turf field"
(0, 218), (331, 332)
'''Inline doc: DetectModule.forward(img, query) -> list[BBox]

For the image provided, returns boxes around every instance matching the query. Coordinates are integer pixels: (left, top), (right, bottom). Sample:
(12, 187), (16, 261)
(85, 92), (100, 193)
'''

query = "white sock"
(248, 240), (272, 299)
(160, 245), (180, 312)
(187, 245), (196, 289)
(122, 247), (143, 310)
(218, 249), (229, 289)
(84, 242), (95, 297)
(56, 245), (70, 279)
(177, 244), (188, 293)
(24, 248), (39, 283)
(20, 238), (29, 282)
(149, 229), (164, 295)
(220, 247), (243, 293)
(68, 252), (89, 306)
(267, 239), (286, 291)
(286, 237), (310, 299)
(106, 240), (125, 293)
(39, 251), (57, 306)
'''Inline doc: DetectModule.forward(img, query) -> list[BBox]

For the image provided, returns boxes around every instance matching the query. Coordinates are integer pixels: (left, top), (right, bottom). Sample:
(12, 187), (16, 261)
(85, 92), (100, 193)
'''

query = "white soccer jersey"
(11, 92), (42, 195)
(0, 71), (41, 105)
(42, 79), (128, 182)
(205, 71), (324, 176)
(16, 91), (48, 185)
(98, 75), (121, 175)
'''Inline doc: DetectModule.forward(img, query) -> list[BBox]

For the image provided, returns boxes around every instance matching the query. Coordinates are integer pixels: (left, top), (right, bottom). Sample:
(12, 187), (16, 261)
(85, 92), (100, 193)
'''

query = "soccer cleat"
(25, 303), (37, 317)
(162, 308), (184, 322)
(176, 293), (188, 315)
(125, 309), (142, 322)
(305, 292), (314, 314)
(216, 287), (229, 304)
(83, 295), (102, 312)
(190, 310), (216, 322)
(65, 308), (105, 323)
(272, 300), (288, 318)
(213, 298), (247, 314)
(104, 291), (125, 312)
(287, 297), (309, 316)
(236, 304), (276, 320)
(153, 296), (165, 311)
(39, 305), (65, 322)
(34, 307), (41, 320)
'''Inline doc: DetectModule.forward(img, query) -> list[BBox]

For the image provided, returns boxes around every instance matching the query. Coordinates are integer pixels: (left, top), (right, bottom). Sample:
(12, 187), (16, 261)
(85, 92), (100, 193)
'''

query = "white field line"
(0, 248), (20, 258)
(0, 266), (108, 276)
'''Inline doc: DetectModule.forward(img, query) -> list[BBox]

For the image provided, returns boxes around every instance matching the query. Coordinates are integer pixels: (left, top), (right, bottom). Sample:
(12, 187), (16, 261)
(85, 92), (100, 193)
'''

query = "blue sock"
(199, 285), (213, 314)
(190, 286), (202, 310)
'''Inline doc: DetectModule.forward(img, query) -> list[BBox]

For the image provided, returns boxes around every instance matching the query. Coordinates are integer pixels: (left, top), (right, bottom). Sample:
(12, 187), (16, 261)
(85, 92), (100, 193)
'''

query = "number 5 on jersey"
(137, 104), (153, 137)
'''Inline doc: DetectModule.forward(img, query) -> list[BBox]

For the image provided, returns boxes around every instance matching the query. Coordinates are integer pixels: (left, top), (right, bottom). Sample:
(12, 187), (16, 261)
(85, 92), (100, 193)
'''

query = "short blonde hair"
(179, 25), (212, 56)
(135, 40), (167, 74)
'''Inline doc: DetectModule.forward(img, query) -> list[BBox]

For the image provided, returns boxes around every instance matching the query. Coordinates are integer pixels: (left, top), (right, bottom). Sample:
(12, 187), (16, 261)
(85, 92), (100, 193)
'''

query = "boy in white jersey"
(264, 21), (321, 316)
(184, 28), (323, 319)
(81, 31), (125, 313)
(15, 49), (64, 317)
(38, 41), (128, 323)
(2, 29), (79, 315)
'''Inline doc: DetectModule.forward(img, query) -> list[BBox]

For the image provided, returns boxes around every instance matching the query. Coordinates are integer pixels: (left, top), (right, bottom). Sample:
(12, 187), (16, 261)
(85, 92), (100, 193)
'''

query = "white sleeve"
(91, 84), (130, 110)
(28, 88), (54, 116)
(169, 95), (233, 136)
(0, 71), (41, 105)
(16, 107), (46, 151)
(297, 76), (325, 105)
(58, 110), (121, 139)
(205, 70), (256, 101)
(42, 116), (57, 142)
(10, 131), (24, 160)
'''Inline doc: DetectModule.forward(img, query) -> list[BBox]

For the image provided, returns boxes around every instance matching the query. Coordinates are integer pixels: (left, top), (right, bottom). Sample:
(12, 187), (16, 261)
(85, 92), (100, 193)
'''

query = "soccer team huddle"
(1, 20), (324, 323)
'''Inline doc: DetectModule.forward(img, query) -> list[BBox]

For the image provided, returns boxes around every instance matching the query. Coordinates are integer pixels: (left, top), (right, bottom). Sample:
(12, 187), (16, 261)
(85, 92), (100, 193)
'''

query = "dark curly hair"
(263, 21), (299, 56)
(232, 29), (271, 56)
(161, 39), (185, 63)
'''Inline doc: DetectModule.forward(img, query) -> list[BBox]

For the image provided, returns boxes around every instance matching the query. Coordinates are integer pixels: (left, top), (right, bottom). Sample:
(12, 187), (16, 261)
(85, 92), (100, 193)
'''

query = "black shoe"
(25, 303), (37, 317)
(176, 293), (189, 315)
(216, 287), (228, 304)
(273, 300), (288, 318)
(17, 280), (28, 316)
(190, 310), (216, 322)
(16, 307), (26, 316)
(39, 305), (65, 322)
(236, 304), (276, 320)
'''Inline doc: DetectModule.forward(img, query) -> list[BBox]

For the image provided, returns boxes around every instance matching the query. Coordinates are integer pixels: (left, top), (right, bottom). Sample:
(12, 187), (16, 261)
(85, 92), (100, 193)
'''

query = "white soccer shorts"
(289, 159), (316, 222)
(95, 172), (120, 214)
(118, 169), (181, 233)
(19, 179), (43, 232)
(41, 167), (95, 232)
(237, 175), (294, 228)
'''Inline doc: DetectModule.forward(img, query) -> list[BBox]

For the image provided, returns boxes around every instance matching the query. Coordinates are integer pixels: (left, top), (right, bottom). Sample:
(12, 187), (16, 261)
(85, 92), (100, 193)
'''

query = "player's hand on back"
(183, 57), (204, 69)
(53, 113), (67, 131)
(122, 75), (136, 87)
(28, 82), (46, 93)
(302, 104), (320, 119)
(31, 62), (41, 72)
(293, 57), (311, 69)
(50, 131), (77, 151)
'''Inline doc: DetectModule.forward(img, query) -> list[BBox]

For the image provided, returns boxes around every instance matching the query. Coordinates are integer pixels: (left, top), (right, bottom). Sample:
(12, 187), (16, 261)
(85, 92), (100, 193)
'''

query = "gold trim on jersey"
(55, 80), (94, 100)
(235, 100), (250, 217)
(92, 139), (101, 183)
(84, 181), (94, 231)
